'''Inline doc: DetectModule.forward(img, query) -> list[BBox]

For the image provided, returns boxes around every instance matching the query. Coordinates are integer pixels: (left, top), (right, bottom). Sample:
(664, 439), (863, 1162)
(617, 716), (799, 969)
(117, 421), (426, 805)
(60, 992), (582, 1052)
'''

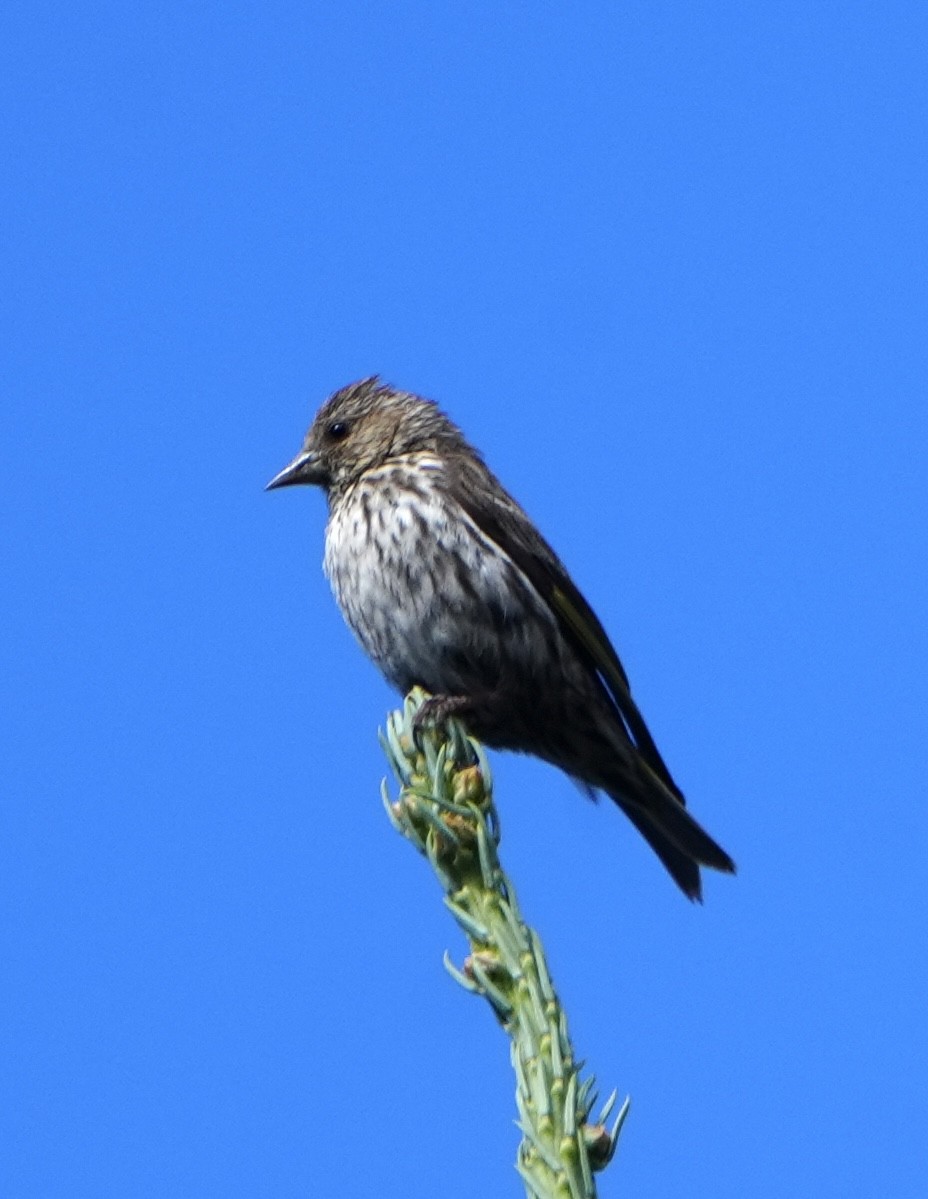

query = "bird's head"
(266, 377), (464, 497)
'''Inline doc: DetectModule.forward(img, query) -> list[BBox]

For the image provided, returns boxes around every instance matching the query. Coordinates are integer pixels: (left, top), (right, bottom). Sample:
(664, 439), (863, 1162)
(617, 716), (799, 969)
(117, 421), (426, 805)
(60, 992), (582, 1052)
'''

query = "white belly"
(322, 468), (558, 696)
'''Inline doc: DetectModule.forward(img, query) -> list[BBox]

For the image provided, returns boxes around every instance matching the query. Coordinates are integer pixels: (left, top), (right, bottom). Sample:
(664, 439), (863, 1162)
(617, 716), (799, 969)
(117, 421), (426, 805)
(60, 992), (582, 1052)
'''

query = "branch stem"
(380, 688), (629, 1199)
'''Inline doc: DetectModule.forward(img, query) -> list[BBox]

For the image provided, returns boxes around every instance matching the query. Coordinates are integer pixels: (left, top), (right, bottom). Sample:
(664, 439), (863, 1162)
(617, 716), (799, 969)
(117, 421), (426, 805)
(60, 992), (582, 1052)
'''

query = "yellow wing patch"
(551, 586), (630, 696)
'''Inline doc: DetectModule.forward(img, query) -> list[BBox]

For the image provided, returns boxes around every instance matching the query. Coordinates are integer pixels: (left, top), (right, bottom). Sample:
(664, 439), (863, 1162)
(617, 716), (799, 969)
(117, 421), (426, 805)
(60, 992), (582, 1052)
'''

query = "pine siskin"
(267, 377), (735, 900)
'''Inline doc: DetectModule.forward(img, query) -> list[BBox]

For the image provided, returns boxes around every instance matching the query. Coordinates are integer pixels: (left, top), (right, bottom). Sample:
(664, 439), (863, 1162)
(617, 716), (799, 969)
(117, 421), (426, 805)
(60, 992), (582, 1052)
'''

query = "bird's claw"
(412, 694), (470, 751)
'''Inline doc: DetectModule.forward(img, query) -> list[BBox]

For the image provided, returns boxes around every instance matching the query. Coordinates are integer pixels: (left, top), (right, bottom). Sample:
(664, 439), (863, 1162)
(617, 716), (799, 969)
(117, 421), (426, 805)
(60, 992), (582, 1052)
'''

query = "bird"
(267, 377), (734, 900)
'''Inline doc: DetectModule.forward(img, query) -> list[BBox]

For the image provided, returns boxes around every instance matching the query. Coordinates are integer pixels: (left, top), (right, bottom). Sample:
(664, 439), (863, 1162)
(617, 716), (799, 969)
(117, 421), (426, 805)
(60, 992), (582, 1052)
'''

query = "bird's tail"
(610, 761), (736, 902)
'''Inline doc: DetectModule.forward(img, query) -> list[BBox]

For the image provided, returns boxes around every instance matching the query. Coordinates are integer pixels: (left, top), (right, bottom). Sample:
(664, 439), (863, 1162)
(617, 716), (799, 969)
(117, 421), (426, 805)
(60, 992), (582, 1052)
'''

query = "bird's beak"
(265, 449), (327, 491)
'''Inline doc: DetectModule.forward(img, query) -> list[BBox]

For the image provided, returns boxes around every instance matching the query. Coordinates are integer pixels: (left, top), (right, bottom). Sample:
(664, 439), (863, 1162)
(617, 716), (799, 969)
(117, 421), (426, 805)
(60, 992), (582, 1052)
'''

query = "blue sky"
(3, 3), (927, 1195)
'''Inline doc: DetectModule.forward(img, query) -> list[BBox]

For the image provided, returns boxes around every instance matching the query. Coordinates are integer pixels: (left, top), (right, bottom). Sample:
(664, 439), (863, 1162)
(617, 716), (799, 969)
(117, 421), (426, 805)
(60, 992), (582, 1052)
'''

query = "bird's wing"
(444, 453), (683, 800)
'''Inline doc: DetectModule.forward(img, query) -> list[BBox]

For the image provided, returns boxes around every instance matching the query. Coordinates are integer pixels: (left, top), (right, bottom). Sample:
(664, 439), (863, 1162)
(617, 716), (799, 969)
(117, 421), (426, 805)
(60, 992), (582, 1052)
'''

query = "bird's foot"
(412, 694), (472, 749)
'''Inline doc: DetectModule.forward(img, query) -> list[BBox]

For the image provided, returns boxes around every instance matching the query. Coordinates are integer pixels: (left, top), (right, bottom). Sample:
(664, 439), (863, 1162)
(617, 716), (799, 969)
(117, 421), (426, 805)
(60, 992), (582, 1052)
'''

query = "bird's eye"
(327, 420), (350, 441)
